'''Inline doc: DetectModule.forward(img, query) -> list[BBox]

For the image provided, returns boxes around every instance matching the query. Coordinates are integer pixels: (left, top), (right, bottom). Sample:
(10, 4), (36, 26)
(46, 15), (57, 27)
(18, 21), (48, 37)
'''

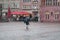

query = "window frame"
(23, 0), (31, 2)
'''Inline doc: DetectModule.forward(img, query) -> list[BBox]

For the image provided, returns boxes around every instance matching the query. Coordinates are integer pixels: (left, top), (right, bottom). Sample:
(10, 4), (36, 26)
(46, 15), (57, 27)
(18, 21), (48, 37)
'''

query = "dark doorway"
(32, 11), (38, 22)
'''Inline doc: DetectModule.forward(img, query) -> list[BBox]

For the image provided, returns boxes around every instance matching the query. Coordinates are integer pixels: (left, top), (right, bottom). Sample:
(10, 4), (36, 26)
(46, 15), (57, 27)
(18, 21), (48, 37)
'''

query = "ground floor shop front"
(0, 11), (39, 22)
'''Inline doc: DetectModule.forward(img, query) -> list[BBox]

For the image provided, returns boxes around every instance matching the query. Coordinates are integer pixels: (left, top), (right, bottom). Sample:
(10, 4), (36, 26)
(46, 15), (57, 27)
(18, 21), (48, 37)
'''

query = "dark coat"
(24, 17), (30, 25)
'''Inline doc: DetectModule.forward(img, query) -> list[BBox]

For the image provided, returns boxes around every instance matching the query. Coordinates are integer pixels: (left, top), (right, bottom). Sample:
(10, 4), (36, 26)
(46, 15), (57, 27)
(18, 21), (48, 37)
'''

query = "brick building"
(40, 0), (60, 22)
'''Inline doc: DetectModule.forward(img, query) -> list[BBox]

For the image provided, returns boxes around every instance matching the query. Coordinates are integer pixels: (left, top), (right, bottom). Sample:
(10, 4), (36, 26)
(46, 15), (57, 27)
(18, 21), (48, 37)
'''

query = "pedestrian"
(23, 15), (26, 22)
(23, 16), (30, 30)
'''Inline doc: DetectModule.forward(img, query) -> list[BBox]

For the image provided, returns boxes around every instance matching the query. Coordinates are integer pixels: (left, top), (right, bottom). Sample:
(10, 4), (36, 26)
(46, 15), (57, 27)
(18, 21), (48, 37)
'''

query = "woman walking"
(23, 16), (30, 31)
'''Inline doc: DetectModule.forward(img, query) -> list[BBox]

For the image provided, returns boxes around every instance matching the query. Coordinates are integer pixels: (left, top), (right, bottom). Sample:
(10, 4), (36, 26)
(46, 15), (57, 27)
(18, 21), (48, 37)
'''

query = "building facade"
(2, 0), (20, 12)
(0, 0), (40, 21)
(40, 0), (60, 22)
(0, 0), (20, 17)
(20, 0), (40, 21)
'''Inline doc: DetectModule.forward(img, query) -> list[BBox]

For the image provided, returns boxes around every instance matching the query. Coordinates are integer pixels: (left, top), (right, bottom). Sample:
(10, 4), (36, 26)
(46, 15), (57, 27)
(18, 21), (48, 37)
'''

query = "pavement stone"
(0, 22), (60, 40)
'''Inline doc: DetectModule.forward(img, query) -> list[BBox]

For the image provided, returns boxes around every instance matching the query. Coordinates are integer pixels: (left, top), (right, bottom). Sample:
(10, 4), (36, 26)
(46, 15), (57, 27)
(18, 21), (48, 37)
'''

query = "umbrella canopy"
(11, 11), (31, 15)
(7, 7), (11, 18)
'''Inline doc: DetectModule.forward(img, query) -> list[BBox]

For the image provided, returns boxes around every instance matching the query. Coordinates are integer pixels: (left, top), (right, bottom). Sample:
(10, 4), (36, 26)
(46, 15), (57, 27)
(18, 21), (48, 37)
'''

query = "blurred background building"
(40, 0), (60, 22)
(0, 0), (40, 15)
(1, 0), (60, 22)
(0, 0), (40, 22)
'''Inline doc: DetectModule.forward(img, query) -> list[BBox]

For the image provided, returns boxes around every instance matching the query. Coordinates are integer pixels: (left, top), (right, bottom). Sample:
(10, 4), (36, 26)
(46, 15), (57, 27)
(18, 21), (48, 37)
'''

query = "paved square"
(0, 22), (60, 40)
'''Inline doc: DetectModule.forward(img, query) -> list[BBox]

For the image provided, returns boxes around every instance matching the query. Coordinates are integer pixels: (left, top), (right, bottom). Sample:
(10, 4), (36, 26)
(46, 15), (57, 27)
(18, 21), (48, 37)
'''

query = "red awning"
(11, 11), (31, 15)
(7, 7), (11, 18)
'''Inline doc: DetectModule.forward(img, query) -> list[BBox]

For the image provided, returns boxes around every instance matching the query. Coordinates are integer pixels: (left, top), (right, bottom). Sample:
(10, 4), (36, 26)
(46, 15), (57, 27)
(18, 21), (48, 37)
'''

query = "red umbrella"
(7, 7), (11, 18)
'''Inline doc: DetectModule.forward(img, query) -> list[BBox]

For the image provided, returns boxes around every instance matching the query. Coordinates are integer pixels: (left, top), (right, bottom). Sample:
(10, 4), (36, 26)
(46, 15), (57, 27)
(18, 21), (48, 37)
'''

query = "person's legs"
(26, 25), (29, 30)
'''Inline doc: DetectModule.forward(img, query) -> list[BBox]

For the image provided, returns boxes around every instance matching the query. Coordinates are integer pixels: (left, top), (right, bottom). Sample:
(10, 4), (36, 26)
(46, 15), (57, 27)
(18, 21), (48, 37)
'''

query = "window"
(57, 0), (60, 6)
(33, 1), (38, 4)
(14, 3), (20, 8)
(54, 12), (59, 19)
(4, 0), (9, 2)
(0, 0), (4, 2)
(23, 0), (31, 2)
(45, 0), (52, 6)
(58, 2), (60, 6)
(53, 0), (57, 6)
(10, 2), (20, 8)
(55, 14), (59, 19)
(23, 5), (26, 8)
(46, 14), (49, 19)
(45, 0), (59, 6)
(32, 5), (38, 9)
(10, 3), (14, 8)
(11, 0), (15, 1)
(23, 5), (31, 9)
(3, 3), (8, 8)
(33, 0), (37, 1)
(33, 0), (38, 2)
(45, 11), (50, 19)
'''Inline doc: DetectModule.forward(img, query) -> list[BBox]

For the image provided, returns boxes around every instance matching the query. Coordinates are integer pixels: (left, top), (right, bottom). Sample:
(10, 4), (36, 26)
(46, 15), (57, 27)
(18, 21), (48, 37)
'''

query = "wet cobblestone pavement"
(0, 22), (60, 40)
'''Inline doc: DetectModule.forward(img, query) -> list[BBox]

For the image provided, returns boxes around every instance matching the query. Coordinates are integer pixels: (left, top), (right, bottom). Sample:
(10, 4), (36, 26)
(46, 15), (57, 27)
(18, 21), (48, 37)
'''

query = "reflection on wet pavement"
(0, 22), (60, 40)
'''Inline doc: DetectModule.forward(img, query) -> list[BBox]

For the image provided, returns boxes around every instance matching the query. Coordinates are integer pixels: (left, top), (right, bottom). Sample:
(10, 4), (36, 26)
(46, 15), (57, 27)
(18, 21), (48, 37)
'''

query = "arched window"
(45, 11), (50, 19)
(54, 11), (59, 19)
